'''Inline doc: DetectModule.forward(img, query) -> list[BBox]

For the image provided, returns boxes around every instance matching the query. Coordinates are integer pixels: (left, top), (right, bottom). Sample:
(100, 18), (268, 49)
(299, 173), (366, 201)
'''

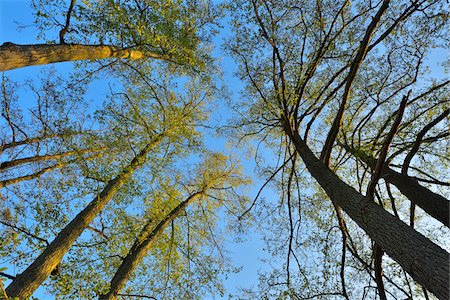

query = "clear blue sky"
(2, 1), (449, 299)
(0, 1), (273, 299)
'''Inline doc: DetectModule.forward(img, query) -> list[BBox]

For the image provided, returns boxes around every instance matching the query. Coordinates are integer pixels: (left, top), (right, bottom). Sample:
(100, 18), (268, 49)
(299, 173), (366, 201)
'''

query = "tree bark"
(284, 125), (449, 299)
(383, 168), (449, 227)
(0, 43), (166, 71)
(99, 192), (203, 300)
(343, 145), (449, 228)
(0, 147), (105, 171)
(5, 134), (165, 299)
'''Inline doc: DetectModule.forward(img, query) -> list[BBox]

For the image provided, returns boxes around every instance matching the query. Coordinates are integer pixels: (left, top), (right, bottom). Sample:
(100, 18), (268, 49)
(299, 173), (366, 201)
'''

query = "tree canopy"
(0, 0), (449, 299)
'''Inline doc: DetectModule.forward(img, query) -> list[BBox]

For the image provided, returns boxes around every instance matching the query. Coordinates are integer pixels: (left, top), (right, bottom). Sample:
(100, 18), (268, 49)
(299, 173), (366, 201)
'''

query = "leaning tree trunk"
(284, 125), (449, 299)
(5, 134), (165, 299)
(100, 192), (204, 300)
(0, 43), (166, 71)
(0, 147), (105, 171)
(343, 145), (449, 227)
(383, 168), (449, 227)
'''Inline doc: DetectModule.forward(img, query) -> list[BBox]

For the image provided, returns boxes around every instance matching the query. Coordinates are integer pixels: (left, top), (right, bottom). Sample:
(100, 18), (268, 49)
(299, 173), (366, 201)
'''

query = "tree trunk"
(100, 192), (203, 300)
(5, 135), (164, 299)
(0, 43), (166, 71)
(383, 168), (449, 227)
(284, 125), (449, 299)
(344, 145), (449, 227)
(0, 147), (105, 171)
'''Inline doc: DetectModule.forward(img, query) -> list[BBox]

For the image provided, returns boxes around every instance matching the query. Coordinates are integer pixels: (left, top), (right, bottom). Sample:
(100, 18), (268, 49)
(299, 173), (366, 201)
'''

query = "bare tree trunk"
(0, 43), (166, 71)
(284, 125), (449, 299)
(343, 145), (449, 227)
(0, 147), (105, 171)
(5, 134), (165, 299)
(383, 168), (449, 227)
(100, 192), (203, 300)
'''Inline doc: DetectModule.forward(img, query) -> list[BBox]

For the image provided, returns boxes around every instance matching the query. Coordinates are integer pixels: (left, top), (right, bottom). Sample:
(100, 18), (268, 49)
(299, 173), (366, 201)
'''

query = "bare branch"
(321, 0), (391, 165)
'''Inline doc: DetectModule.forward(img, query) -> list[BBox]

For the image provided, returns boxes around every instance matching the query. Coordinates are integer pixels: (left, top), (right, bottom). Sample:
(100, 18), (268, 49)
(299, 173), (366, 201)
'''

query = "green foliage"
(227, 0), (449, 298)
(1, 0), (449, 299)
(31, 0), (221, 71)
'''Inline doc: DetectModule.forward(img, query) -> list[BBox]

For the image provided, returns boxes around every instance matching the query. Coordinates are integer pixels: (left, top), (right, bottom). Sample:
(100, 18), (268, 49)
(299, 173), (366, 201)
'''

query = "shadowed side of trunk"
(100, 192), (203, 300)
(343, 145), (449, 227)
(5, 135), (164, 299)
(383, 168), (449, 227)
(285, 126), (449, 299)
(0, 43), (166, 71)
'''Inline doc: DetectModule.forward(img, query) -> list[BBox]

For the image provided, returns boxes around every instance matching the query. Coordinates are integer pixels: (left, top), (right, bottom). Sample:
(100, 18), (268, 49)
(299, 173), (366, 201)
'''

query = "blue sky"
(0, 1), (275, 299)
(1, 1), (449, 299)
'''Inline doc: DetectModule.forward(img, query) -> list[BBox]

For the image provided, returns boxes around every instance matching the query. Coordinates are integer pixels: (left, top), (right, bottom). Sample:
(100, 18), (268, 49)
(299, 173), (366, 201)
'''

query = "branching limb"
(321, 0), (391, 165)
(59, 0), (77, 44)
(0, 220), (49, 245)
(401, 108), (449, 175)
(367, 95), (408, 198)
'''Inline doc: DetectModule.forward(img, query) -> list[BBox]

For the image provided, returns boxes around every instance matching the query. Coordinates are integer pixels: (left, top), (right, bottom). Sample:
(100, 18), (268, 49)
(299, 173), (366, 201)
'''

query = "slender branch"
(374, 243), (387, 300)
(367, 95), (408, 199)
(0, 272), (15, 280)
(0, 279), (8, 300)
(0, 220), (49, 245)
(333, 204), (350, 300)
(0, 147), (105, 171)
(59, 0), (77, 44)
(238, 153), (294, 219)
(401, 108), (449, 175)
(321, 0), (391, 165)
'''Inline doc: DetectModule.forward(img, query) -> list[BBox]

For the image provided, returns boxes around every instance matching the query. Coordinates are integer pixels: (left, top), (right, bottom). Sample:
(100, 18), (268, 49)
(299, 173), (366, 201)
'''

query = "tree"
(229, 0), (449, 298)
(2, 1), (449, 299)
(99, 153), (247, 299)
(5, 133), (166, 298)
(0, 0), (218, 71)
(341, 142), (449, 228)
(2, 66), (222, 298)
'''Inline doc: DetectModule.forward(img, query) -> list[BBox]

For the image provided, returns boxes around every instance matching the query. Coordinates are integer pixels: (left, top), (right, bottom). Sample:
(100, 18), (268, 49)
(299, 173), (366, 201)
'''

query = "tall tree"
(99, 153), (247, 299)
(229, 0), (449, 298)
(0, 0), (218, 71)
(5, 133), (166, 299)
(3, 70), (217, 298)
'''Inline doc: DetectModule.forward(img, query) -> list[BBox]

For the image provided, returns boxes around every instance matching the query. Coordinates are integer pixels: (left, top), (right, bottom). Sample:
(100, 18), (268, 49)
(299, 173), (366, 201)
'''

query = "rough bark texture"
(5, 136), (164, 299)
(285, 125), (449, 299)
(99, 192), (203, 300)
(0, 43), (165, 71)
(345, 145), (449, 227)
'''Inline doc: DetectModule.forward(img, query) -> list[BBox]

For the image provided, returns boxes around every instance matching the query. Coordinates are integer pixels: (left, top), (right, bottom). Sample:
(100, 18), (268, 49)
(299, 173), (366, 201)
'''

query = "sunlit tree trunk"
(284, 124), (449, 299)
(5, 134), (165, 299)
(0, 43), (166, 71)
(100, 192), (204, 300)
(0, 147), (105, 171)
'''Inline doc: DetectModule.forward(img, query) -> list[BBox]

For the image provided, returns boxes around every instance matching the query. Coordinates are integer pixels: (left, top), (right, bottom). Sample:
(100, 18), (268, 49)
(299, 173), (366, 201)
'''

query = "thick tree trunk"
(285, 126), (449, 299)
(0, 43), (165, 71)
(5, 135), (164, 299)
(100, 192), (203, 300)
(344, 145), (449, 227)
